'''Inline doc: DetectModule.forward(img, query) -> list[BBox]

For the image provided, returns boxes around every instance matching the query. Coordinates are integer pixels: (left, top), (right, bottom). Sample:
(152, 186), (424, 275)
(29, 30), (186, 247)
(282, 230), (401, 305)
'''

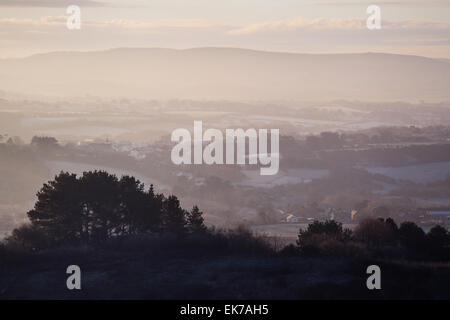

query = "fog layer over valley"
(1, 48), (450, 243)
(1, 97), (450, 243)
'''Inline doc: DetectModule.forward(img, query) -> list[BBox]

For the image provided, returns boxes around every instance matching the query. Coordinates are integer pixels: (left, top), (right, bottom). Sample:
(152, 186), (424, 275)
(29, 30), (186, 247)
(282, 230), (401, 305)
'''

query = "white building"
(286, 214), (299, 223)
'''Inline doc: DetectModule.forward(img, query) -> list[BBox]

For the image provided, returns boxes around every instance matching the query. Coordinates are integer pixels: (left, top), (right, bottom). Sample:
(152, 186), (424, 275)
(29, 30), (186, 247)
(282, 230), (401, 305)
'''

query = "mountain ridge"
(0, 47), (448, 102)
(6, 47), (443, 61)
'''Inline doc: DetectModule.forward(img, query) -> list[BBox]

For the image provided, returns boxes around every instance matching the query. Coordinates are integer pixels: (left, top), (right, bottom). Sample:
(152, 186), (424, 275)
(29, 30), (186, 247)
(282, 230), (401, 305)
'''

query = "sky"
(1, 0), (450, 58)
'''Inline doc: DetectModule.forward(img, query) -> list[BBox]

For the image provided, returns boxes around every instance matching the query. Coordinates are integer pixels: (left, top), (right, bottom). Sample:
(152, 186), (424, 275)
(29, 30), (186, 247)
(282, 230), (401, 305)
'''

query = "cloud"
(94, 19), (221, 30)
(2, 15), (449, 37)
(0, 0), (108, 7)
(227, 17), (450, 35)
(0, 16), (67, 26)
(317, 0), (450, 6)
(0, 16), (222, 30)
(0, 15), (449, 59)
(227, 17), (366, 35)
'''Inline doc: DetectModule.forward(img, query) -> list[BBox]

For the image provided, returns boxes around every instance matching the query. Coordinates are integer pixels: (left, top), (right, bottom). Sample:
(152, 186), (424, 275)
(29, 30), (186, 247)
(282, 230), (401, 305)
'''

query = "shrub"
(97, 227), (274, 257)
(354, 218), (396, 247)
(398, 221), (427, 251)
(426, 225), (450, 260)
(279, 244), (299, 256)
(427, 225), (450, 247)
(296, 220), (353, 256)
(4, 224), (50, 251)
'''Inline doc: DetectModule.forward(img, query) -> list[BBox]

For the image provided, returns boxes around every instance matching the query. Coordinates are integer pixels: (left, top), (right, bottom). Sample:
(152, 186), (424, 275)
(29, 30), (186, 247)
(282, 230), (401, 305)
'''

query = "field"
(367, 161), (450, 183)
(239, 168), (329, 188)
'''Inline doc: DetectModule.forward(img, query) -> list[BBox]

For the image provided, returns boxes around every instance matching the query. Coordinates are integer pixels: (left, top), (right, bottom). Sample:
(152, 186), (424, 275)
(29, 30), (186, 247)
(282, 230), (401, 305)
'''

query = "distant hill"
(0, 47), (449, 101)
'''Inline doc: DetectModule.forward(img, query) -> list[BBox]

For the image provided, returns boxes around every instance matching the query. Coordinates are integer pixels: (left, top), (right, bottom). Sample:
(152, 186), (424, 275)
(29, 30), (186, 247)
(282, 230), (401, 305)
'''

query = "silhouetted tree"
(427, 225), (449, 247)
(399, 221), (426, 251)
(5, 224), (50, 250)
(120, 180), (162, 234)
(354, 218), (396, 247)
(427, 225), (450, 259)
(299, 220), (351, 239)
(79, 171), (122, 243)
(23, 171), (187, 247)
(385, 217), (399, 234)
(297, 220), (352, 250)
(162, 195), (187, 233)
(119, 175), (146, 234)
(28, 172), (83, 246)
(187, 205), (206, 233)
(31, 136), (59, 148)
(143, 184), (164, 232)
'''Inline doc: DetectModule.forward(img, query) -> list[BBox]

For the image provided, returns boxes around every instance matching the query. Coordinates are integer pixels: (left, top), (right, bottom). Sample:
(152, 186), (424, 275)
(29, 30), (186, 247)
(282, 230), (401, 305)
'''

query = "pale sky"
(1, 0), (450, 58)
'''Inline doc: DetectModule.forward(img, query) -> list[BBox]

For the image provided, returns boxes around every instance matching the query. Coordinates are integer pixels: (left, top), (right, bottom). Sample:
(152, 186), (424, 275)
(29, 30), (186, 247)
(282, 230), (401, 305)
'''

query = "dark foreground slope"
(1, 233), (449, 300)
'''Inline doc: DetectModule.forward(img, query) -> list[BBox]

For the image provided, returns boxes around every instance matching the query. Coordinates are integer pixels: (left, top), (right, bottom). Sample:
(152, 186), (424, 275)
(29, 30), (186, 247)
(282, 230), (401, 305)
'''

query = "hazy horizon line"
(2, 46), (449, 61)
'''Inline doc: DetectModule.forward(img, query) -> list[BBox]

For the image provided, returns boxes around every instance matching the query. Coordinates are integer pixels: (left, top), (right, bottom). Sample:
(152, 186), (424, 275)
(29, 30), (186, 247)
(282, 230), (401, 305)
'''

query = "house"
(286, 214), (299, 223)
(351, 210), (358, 221)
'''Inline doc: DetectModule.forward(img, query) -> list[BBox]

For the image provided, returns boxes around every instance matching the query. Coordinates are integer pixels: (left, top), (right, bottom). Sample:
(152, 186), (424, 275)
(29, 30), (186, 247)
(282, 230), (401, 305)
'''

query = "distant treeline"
(281, 135), (450, 168)
(289, 218), (450, 261)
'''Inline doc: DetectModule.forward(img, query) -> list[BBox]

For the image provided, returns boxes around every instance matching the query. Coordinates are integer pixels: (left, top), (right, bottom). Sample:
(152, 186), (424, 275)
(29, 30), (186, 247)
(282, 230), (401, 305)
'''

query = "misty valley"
(0, 49), (450, 300)
(1, 95), (450, 240)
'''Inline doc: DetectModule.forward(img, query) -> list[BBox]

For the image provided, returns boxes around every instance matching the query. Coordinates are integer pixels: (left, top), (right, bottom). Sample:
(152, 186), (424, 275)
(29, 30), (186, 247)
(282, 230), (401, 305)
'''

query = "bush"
(354, 218), (396, 247)
(205, 226), (274, 255)
(279, 244), (299, 256)
(96, 227), (274, 256)
(4, 224), (50, 251)
(297, 220), (351, 242)
(296, 220), (353, 256)
(426, 225), (450, 260)
(398, 221), (427, 251)
(427, 225), (450, 247)
(0, 242), (5, 262)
